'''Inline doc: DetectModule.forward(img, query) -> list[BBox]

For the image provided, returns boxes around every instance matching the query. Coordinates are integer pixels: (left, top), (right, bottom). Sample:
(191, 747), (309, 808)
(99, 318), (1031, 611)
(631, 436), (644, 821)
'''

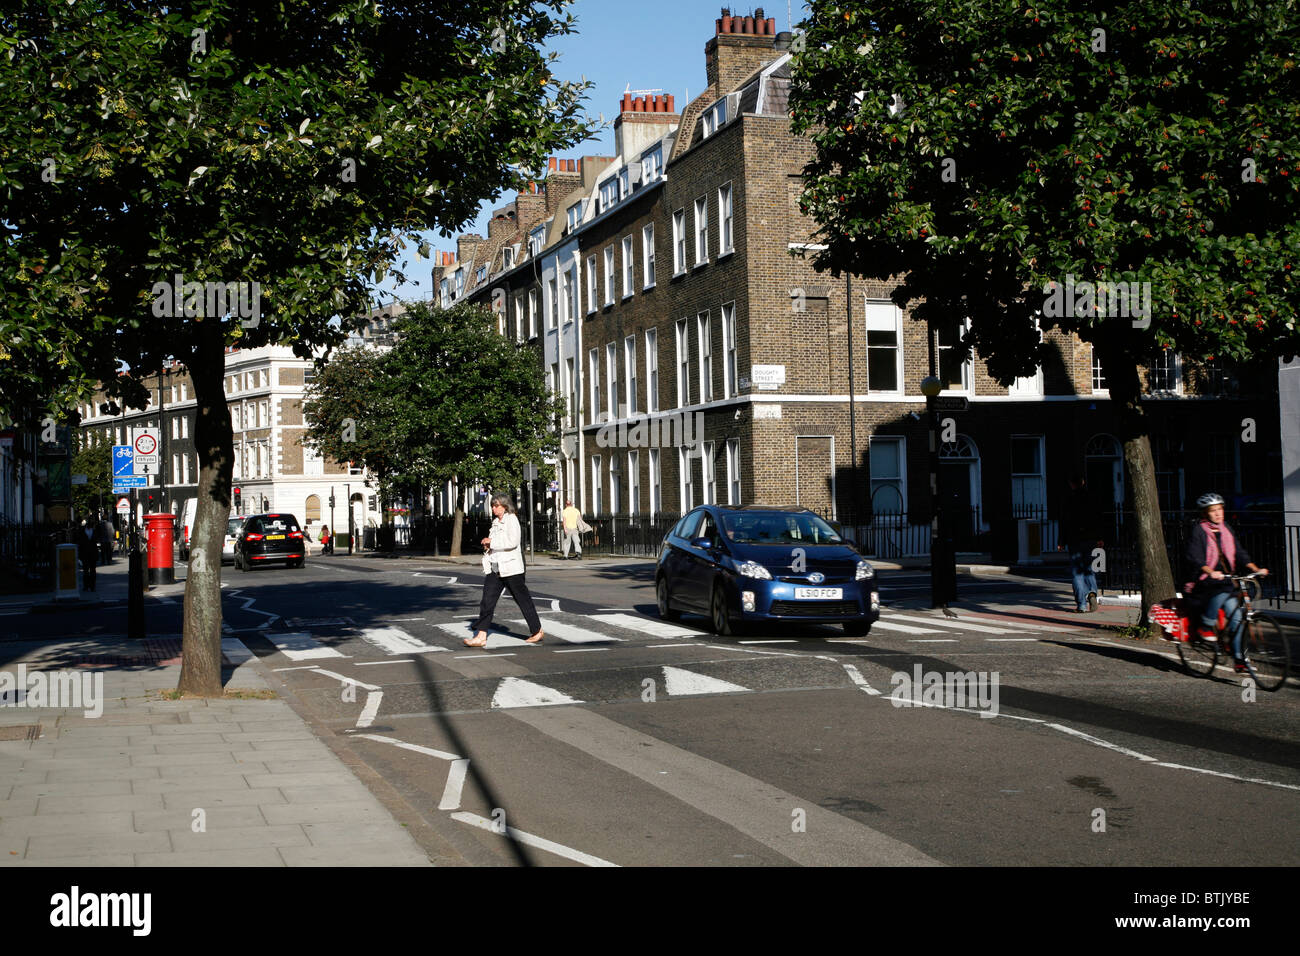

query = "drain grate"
(0, 724), (42, 741)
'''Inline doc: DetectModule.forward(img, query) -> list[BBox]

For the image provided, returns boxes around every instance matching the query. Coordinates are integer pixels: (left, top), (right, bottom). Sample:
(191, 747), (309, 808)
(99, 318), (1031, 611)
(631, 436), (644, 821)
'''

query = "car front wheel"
(710, 583), (734, 636)
(656, 576), (681, 621)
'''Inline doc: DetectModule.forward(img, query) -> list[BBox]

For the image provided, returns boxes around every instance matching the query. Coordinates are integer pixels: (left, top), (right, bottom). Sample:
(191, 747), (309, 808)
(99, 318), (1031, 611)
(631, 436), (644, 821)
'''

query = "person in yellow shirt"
(561, 499), (583, 560)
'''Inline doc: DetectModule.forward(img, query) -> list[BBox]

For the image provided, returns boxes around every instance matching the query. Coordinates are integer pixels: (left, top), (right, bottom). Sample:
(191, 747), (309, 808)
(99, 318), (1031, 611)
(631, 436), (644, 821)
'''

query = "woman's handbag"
(481, 552), (495, 575)
(577, 517), (592, 534)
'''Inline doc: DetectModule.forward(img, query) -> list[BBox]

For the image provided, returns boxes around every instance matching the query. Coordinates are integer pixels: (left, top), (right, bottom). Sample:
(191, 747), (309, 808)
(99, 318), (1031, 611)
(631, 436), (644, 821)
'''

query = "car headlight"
(856, 560), (875, 580)
(736, 560), (773, 580)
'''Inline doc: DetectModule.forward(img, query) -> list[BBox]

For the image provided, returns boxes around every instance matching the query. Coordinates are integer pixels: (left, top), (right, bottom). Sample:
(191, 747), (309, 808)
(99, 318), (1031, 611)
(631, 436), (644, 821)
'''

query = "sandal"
(524, 630), (545, 644)
(464, 632), (489, 647)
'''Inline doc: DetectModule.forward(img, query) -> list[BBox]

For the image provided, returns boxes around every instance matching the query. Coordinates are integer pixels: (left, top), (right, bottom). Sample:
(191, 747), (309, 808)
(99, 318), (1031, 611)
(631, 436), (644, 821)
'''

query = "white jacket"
(486, 513), (526, 577)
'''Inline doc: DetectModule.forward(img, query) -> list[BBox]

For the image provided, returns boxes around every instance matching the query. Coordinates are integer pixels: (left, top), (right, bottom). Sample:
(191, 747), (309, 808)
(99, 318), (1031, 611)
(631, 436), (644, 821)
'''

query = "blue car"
(655, 505), (880, 636)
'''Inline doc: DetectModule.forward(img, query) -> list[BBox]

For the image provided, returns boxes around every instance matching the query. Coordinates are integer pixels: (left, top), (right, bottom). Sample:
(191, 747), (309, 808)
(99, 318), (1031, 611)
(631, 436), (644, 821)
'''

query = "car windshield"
(258, 515), (299, 534)
(720, 512), (842, 545)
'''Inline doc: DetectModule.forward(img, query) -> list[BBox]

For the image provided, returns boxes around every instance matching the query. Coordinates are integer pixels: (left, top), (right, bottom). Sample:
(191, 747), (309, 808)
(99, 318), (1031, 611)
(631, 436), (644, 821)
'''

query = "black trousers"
(472, 571), (542, 635)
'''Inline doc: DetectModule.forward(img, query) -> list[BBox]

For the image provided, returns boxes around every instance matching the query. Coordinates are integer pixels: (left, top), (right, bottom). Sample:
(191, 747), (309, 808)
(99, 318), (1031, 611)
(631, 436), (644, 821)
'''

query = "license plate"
(795, 587), (842, 600)
(267, 534), (285, 541)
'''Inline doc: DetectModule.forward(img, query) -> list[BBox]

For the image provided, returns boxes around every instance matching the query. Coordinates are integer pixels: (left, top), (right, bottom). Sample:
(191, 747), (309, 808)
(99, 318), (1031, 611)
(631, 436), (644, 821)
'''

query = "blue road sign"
(113, 475), (148, 489)
(113, 445), (134, 477)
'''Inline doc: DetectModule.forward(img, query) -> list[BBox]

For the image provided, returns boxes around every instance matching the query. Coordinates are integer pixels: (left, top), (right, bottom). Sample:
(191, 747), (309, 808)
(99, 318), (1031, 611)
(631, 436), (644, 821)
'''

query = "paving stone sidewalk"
(0, 633), (432, 866)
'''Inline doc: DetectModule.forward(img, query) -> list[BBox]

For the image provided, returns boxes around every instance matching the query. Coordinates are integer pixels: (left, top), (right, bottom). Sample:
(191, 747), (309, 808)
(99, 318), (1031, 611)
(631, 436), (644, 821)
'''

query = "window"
(937, 319), (969, 391)
(604, 246), (615, 305)
(697, 311), (713, 403)
(718, 183), (733, 253)
(528, 226), (545, 257)
(864, 301), (901, 392)
(559, 269), (571, 325)
(1009, 319), (1044, 396)
(619, 167), (629, 199)
(586, 256), (597, 313)
(726, 438), (741, 504)
(1148, 349), (1181, 394)
(610, 456), (622, 517)
(591, 456), (603, 517)
(1151, 435), (1184, 511)
(439, 277), (450, 307)
(622, 235), (634, 297)
(645, 328), (659, 412)
(599, 178), (619, 213)
(502, 246), (515, 269)
(1010, 436), (1046, 513)
(566, 200), (584, 233)
(649, 449), (662, 518)
(172, 453), (180, 484)
(606, 343), (617, 420)
(676, 318), (691, 407)
(625, 336), (638, 414)
(869, 437), (906, 513)
(171, 417), (179, 440)
(1208, 434), (1237, 495)
(673, 209), (686, 274)
(260, 400), (269, 427)
(1091, 349), (1107, 392)
(628, 451), (641, 515)
(642, 223), (655, 287)
(565, 358), (575, 425)
(589, 348), (601, 420)
(547, 277), (557, 329)
(475, 265), (487, 285)
(304, 442), (323, 477)
(702, 98), (727, 138)
(694, 197), (708, 264)
(528, 288), (538, 338)
(514, 296), (525, 342)
(722, 303), (737, 397)
(455, 269), (465, 297)
(679, 447), (694, 511)
(641, 145), (662, 183)
(702, 441), (717, 504)
(569, 266), (580, 324)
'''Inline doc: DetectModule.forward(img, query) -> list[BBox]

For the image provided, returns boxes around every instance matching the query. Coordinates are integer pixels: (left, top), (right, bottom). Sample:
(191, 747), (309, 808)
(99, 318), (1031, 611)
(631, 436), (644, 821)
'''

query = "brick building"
(448, 8), (1281, 558)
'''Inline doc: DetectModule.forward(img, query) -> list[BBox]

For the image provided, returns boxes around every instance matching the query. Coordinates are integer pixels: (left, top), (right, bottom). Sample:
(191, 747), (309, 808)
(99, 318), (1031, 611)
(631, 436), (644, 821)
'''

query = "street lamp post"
(920, 375), (956, 609)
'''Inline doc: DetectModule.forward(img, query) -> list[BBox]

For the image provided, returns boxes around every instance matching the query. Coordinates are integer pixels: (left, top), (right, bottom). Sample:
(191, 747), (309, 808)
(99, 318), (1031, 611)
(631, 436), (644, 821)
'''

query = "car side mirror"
(690, 536), (720, 551)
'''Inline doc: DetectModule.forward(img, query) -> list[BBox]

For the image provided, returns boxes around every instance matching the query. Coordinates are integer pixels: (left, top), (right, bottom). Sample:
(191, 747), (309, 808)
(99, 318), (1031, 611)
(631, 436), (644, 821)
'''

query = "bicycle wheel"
(1178, 633), (1220, 678)
(1243, 614), (1291, 691)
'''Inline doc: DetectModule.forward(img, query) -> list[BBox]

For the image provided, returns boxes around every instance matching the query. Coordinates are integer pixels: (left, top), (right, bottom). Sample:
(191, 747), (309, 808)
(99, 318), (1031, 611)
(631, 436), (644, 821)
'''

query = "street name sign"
(932, 396), (969, 412)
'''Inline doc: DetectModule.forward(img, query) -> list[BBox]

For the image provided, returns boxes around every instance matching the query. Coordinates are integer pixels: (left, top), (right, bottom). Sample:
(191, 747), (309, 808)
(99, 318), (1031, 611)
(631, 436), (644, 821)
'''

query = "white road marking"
(272, 665), (322, 672)
(439, 758), (471, 809)
(739, 639), (797, 644)
(1151, 762), (1300, 792)
(450, 811), (618, 867)
(662, 666), (749, 696)
(595, 607), (636, 610)
(1044, 722), (1156, 761)
(550, 599), (562, 612)
(588, 613), (700, 639)
(356, 659), (414, 665)
(389, 618), (425, 622)
(841, 663), (881, 695)
(869, 620), (947, 635)
(554, 648), (609, 654)
(649, 643), (706, 648)
(359, 626), (447, 655)
(355, 734), (459, 761)
(356, 691), (382, 728)
(960, 615), (1078, 634)
(885, 613), (1026, 634)
(309, 669), (381, 691)
(490, 676), (583, 709)
(435, 623), (529, 649)
(456, 653), (516, 659)
(908, 639), (960, 643)
(510, 617), (624, 643)
(263, 631), (345, 661)
(984, 637), (1040, 642)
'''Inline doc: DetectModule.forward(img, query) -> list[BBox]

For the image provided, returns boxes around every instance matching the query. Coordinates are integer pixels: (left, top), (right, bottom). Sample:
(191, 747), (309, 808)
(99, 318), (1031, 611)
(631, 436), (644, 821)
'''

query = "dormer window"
(619, 168), (630, 199)
(599, 178), (619, 213)
(528, 225), (546, 257)
(702, 98), (728, 138)
(641, 146), (663, 184)
(502, 246), (516, 269)
(566, 200), (585, 233)
(475, 265), (487, 285)
(454, 268), (465, 296)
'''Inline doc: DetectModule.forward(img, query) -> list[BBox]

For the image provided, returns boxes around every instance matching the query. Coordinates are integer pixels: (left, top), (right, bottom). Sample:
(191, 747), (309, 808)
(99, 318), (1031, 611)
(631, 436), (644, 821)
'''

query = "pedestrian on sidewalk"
(319, 524), (332, 555)
(561, 499), (584, 559)
(465, 494), (544, 646)
(77, 518), (101, 592)
(97, 514), (115, 565)
(1065, 475), (1102, 612)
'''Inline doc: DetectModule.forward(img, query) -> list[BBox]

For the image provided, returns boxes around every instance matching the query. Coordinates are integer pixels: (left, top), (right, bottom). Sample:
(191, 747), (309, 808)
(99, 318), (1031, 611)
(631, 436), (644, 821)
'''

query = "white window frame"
(726, 438), (741, 504)
(702, 441), (717, 504)
(869, 436), (908, 513)
(672, 209), (686, 275)
(718, 182), (733, 254)
(606, 342), (618, 420)
(1010, 435), (1047, 512)
(610, 455), (622, 517)
(694, 197), (708, 265)
(641, 145), (662, 184)
(722, 302), (737, 397)
(591, 455), (603, 518)
(864, 299), (903, 394)
(622, 235), (634, 298)
(589, 348), (600, 421)
(528, 226), (545, 257)
(619, 167), (629, 199)
(547, 277), (557, 330)
(603, 246), (615, 306)
(697, 311), (713, 403)
(624, 335), (638, 415)
(528, 288), (538, 338)
(599, 178), (618, 213)
(649, 448), (662, 518)
(628, 450), (641, 516)
(586, 256), (597, 314)
(566, 200), (584, 233)
(645, 328), (659, 412)
(676, 318), (691, 407)
(642, 223), (655, 288)
(679, 447), (694, 512)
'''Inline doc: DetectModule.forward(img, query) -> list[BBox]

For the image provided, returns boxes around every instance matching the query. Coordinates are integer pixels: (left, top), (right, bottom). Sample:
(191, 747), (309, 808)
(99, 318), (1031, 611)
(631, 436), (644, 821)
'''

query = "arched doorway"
(940, 435), (982, 547)
(305, 494), (321, 522)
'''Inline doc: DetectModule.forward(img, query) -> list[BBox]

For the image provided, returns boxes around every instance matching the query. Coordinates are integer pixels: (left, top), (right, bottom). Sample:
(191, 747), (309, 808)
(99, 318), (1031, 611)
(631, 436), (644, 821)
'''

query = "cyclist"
(1182, 492), (1269, 672)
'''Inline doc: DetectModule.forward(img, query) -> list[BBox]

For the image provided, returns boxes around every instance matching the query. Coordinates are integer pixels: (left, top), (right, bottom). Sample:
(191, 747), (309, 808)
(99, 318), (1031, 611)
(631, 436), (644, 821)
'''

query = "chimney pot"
(666, 94), (675, 112)
(548, 157), (557, 171)
(766, 17), (776, 35)
(743, 15), (754, 34)
(633, 96), (645, 111)
(622, 92), (633, 112)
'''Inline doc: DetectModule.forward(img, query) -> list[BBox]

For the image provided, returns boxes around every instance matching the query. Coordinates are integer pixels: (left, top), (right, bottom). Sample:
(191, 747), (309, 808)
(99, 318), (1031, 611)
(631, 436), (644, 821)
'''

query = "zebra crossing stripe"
(587, 613), (701, 639)
(869, 619), (947, 635)
(491, 676), (583, 709)
(884, 613), (1027, 635)
(512, 616), (625, 643)
(359, 626), (447, 655)
(435, 623), (530, 649)
(662, 666), (749, 696)
(264, 632), (345, 661)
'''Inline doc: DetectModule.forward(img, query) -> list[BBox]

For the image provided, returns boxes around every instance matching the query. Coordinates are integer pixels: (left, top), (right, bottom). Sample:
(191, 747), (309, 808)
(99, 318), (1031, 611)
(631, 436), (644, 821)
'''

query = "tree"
(789, 0), (1300, 613)
(303, 301), (562, 555)
(70, 431), (112, 517)
(1, 0), (592, 694)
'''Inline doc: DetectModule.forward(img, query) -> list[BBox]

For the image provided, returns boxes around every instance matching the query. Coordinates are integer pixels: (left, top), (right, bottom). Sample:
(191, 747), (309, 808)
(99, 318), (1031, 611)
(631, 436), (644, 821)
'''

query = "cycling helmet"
(1196, 492), (1225, 510)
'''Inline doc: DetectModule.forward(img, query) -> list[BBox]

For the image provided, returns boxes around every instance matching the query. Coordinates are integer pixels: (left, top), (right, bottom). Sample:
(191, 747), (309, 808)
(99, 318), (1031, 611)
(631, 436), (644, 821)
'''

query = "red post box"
(144, 512), (176, 586)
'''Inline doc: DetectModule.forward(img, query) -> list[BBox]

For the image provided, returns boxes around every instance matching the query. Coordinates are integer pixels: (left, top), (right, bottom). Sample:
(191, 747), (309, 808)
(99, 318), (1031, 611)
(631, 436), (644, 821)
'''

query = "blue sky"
(376, 0), (807, 305)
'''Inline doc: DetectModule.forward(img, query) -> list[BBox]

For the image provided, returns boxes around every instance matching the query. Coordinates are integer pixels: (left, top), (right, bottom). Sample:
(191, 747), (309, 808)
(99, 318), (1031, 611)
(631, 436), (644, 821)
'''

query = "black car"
(234, 513), (306, 570)
(656, 505), (880, 636)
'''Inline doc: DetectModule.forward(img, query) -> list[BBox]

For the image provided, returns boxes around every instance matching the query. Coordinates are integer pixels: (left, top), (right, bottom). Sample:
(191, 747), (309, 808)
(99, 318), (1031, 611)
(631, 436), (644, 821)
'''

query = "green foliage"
(0, 0), (594, 417)
(70, 430), (113, 515)
(302, 301), (561, 500)
(788, 0), (1300, 380)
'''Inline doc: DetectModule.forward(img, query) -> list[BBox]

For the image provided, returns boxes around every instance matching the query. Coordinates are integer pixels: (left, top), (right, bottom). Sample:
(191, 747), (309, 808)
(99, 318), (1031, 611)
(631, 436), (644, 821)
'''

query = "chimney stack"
(706, 7), (780, 91)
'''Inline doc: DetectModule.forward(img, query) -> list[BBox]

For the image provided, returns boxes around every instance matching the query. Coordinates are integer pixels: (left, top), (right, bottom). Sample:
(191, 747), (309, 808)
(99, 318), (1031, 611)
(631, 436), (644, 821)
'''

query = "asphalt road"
(18, 554), (1299, 866)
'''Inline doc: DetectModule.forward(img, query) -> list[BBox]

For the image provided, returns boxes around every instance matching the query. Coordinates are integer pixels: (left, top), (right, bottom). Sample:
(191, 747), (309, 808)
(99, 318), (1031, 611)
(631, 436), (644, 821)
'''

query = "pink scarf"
(1200, 519), (1237, 573)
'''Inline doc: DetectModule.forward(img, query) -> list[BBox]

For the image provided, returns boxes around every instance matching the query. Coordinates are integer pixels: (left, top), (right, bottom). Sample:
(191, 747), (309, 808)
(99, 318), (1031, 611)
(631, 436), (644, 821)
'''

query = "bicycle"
(1149, 572), (1291, 691)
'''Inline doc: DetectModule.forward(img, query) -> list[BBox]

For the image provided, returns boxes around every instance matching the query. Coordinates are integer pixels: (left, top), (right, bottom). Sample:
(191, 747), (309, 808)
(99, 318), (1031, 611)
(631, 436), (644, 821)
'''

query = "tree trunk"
(1096, 343), (1177, 628)
(450, 504), (464, 556)
(177, 324), (233, 697)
